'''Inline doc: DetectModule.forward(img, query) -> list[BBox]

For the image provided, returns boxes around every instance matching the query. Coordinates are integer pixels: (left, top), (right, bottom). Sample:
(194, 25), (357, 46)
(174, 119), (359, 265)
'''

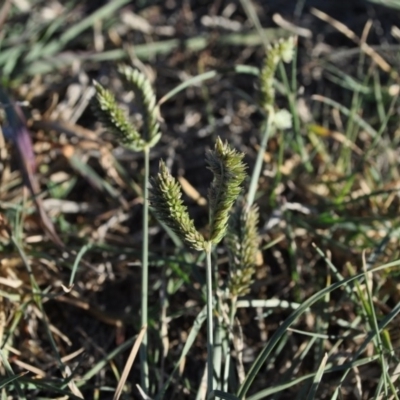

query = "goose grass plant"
(145, 35), (298, 398)
(92, 65), (161, 394)
(149, 138), (247, 396)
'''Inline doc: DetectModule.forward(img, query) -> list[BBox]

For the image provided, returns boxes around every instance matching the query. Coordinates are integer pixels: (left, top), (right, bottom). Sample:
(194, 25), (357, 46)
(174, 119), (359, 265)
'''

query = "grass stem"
(140, 146), (150, 393)
(205, 242), (214, 396)
(247, 108), (275, 208)
(223, 298), (237, 391)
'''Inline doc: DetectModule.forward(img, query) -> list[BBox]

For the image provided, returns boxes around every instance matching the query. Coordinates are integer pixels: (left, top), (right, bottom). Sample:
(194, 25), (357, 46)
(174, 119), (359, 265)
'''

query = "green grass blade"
(158, 71), (218, 106)
(78, 335), (137, 384)
(306, 353), (328, 400)
(69, 243), (91, 287)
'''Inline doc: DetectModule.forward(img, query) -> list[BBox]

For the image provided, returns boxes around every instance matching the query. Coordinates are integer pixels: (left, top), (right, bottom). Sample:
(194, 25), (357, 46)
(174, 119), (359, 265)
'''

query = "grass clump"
(150, 137), (247, 396)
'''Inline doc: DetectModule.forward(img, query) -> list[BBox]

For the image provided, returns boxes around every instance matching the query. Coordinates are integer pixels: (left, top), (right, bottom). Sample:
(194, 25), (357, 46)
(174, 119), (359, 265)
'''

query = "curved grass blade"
(157, 65), (259, 106)
(0, 371), (28, 389)
(78, 335), (137, 384)
(306, 353), (328, 400)
(158, 71), (218, 106)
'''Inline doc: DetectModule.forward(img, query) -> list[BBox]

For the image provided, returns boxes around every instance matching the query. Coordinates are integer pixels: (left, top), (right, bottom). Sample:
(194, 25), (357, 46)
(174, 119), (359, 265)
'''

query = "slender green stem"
(205, 242), (214, 396)
(247, 107), (275, 208)
(140, 146), (150, 393)
(223, 297), (237, 391)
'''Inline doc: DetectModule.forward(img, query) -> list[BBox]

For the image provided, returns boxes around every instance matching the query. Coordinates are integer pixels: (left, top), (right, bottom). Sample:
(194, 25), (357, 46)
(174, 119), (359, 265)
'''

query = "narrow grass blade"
(306, 353), (328, 400)
(239, 0), (271, 49)
(0, 372), (28, 389)
(329, 302), (400, 400)
(15, 378), (84, 399)
(78, 336), (137, 384)
(69, 244), (91, 287)
(158, 71), (218, 106)
(0, 350), (25, 399)
(66, 152), (121, 199)
(158, 65), (259, 106)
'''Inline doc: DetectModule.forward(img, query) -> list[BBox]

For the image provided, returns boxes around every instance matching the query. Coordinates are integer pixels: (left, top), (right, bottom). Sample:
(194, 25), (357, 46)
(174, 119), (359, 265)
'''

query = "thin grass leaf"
(0, 371), (28, 390)
(277, 336), (318, 398)
(78, 336), (137, 384)
(0, 350), (25, 399)
(322, 63), (372, 94)
(66, 152), (120, 196)
(330, 302), (400, 400)
(39, 0), (131, 58)
(158, 65), (259, 106)
(69, 244), (91, 287)
(364, 0), (400, 8)
(15, 377), (84, 400)
(306, 353), (328, 400)
(158, 70), (218, 106)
